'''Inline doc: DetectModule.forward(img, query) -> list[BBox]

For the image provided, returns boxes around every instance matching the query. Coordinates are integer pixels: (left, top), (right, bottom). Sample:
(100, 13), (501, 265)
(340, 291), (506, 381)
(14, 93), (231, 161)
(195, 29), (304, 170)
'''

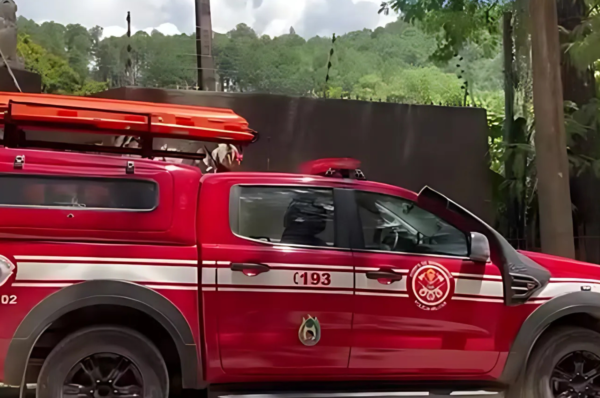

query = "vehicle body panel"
(350, 251), (503, 375)
(3, 147), (600, 389)
(0, 149), (202, 383)
(199, 174), (355, 376)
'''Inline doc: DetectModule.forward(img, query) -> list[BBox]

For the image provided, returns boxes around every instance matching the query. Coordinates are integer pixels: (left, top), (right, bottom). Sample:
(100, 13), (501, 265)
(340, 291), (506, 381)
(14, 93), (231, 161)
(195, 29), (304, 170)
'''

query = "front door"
(206, 184), (354, 375)
(349, 190), (503, 376)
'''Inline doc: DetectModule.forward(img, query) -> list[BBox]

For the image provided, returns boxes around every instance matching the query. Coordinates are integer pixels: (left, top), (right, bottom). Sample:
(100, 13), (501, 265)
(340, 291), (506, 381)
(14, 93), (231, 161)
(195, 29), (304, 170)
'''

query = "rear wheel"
(522, 326), (600, 398)
(37, 326), (169, 398)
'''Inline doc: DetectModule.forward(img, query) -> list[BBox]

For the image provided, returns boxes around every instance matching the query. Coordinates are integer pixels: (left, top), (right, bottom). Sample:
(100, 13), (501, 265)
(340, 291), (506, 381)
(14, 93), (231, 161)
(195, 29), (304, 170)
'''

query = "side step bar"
(212, 390), (504, 398)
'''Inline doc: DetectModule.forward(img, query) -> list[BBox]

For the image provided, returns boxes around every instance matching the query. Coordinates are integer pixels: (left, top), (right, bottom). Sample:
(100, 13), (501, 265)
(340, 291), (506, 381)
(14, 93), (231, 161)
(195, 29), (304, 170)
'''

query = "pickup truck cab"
(1, 92), (600, 398)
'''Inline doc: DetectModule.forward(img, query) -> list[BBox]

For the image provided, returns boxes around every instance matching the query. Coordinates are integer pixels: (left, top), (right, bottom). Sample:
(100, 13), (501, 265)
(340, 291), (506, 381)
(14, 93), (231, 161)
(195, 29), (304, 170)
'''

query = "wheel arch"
(500, 291), (600, 384)
(4, 280), (201, 389)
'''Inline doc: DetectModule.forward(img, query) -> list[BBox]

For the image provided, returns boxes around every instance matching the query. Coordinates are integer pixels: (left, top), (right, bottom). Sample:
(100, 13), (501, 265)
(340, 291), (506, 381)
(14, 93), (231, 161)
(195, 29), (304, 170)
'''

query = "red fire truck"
(0, 92), (599, 398)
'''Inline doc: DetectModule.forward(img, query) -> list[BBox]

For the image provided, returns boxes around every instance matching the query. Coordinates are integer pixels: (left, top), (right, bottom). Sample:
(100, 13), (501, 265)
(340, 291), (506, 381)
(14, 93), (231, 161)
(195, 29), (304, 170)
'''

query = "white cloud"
(102, 26), (127, 39)
(101, 22), (181, 39)
(144, 22), (182, 36)
(17, 0), (397, 39)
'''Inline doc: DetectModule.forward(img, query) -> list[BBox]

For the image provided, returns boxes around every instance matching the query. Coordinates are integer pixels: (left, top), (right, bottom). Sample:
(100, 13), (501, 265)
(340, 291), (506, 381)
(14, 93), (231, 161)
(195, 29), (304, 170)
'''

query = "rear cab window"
(0, 174), (158, 211)
(229, 185), (336, 248)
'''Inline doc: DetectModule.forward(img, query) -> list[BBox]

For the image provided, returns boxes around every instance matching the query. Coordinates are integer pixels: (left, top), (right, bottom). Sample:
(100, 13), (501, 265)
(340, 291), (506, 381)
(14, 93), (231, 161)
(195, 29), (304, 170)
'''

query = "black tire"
(520, 326), (600, 398)
(37, 326), (169, 398)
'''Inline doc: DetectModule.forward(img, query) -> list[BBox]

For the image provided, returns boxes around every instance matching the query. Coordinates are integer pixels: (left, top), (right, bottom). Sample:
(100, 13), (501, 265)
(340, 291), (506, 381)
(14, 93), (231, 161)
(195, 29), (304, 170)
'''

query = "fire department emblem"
(408, 261), (454, 311)
(298, 315), (321, 346)
(0, 255), (15, 287)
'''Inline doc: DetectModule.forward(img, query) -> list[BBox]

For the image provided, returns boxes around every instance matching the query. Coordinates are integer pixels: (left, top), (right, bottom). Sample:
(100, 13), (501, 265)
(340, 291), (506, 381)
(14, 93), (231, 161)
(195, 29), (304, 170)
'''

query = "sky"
(15, 0), (397, 39)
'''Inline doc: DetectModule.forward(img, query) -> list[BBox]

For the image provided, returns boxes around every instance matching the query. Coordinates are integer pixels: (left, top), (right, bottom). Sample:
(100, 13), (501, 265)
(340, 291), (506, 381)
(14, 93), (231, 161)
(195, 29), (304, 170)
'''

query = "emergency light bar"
(300, 158), (366, 180)
(0, 92), (257, 160)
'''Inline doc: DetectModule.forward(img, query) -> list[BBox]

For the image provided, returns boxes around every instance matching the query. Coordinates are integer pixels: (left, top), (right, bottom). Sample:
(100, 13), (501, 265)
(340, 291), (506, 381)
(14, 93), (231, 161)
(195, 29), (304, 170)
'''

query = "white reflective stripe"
(452, 296), (504, 303)
(356, 273), (407, 292)
(550, 277), (600, 284)
(144, 285), (198, 291)
(14, 256), (197, 265)
(355, 267), (379, 271)
(202, 260), (217, 265)
(218, 287), (353, 295)
(450, 392), (500, 396)
(454, 279), (503, 297)
(451, 273), (503, 281)
(533, 282), (600, 298)
(217, 261), (231, 265)
(12, 282), (74, 288)
(202, 267), (216, 284)
(357, 291), (408, 298)
(202, 287), (216, 292)
(16, 263), (198, 284)
(268, 263), (353, 271)
(217, 268), (353, 289)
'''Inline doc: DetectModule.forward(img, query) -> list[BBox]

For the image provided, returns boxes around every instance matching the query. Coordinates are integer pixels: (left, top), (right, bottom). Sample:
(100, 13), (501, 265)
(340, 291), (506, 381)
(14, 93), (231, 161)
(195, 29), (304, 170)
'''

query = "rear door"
(200, 178), (355, 376)
(349, 190), (503, 376)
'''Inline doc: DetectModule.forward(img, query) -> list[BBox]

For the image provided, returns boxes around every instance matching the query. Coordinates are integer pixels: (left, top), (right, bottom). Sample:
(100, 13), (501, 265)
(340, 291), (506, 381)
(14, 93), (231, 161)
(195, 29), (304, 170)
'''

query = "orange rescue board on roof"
(0, 91), (256, 144)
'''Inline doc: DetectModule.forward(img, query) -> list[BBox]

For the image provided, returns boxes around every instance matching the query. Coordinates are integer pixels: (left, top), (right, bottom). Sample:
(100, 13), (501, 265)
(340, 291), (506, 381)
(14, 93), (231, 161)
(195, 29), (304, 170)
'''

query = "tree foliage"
(379, 0), (507, 62)
(17, 34), (81, 94)
(14, 16), (502, 103)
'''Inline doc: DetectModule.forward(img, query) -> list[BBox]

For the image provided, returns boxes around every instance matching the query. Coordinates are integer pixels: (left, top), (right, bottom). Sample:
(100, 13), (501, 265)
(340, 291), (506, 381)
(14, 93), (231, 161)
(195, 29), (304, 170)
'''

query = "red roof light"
(300, 158), (365, 180)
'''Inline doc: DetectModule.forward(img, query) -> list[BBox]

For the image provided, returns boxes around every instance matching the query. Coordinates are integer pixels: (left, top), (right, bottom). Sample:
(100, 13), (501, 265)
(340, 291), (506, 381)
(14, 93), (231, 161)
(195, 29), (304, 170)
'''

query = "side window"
(230, 186), (336, 248)
(356, 191), (468, 257)
(0, 174), (158, 211)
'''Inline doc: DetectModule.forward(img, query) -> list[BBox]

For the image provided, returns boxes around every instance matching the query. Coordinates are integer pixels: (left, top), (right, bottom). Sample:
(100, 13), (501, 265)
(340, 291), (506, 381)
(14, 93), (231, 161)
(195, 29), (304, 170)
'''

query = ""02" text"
(0, 295), (16, 305)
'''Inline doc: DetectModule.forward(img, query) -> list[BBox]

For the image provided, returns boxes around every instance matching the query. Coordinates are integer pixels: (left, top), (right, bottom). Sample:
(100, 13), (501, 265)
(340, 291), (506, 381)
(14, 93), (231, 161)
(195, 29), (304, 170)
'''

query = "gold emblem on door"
(298, 315), (321, 346)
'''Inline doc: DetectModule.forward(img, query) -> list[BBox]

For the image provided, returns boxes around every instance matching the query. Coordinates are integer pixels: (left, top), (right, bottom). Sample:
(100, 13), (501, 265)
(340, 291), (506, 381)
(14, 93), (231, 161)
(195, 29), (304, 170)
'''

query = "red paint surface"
(1, 146), (600, 387)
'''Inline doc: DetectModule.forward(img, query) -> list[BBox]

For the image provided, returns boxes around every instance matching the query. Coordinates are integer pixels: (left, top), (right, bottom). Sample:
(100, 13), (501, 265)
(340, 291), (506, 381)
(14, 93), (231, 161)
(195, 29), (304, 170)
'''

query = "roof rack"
(0, 92), (257, 160)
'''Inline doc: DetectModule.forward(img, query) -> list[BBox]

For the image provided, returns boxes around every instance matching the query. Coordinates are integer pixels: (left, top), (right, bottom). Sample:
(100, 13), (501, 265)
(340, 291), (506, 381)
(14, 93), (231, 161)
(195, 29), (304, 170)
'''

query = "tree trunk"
(557, 0), (599, 262)
(503, 12), (517, 245)
(530, 0), (576, 258)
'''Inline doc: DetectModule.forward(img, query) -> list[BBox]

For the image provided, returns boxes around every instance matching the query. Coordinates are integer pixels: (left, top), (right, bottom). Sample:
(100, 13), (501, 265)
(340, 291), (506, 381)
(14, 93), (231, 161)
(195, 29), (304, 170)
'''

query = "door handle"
(366, 270), (403, 285)
(231, 263), (270, 277)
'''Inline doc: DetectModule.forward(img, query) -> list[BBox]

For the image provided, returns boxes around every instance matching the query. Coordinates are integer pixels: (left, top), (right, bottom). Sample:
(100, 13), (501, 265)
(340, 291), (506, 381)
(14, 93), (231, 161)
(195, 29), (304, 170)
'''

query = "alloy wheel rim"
(62, 353), (143, 398)
(552, 350), (600, 397)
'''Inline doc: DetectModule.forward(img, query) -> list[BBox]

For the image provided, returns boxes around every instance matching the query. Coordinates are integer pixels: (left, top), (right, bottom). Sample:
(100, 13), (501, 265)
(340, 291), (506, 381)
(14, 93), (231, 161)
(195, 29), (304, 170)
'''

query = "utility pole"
(195, 0), (216, 90)
(125, 12), (134, 86)
(530, 0), (575, 258)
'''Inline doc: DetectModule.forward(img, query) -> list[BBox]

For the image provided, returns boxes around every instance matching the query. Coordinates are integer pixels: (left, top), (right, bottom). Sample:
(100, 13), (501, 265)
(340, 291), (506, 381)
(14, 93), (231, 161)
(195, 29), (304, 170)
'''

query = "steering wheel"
(380, 228), (400, 251)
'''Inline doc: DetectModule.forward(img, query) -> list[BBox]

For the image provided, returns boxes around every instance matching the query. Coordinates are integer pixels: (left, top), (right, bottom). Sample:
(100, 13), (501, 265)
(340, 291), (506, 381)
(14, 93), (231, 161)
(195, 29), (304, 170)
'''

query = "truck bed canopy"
(0, 92), (257, 161)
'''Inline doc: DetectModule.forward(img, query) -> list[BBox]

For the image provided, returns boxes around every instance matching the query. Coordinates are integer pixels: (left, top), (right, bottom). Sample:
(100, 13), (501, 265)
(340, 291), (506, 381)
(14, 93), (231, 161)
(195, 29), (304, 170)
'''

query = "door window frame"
(347, 189), (472, 260)
(228, 184), (357, 251)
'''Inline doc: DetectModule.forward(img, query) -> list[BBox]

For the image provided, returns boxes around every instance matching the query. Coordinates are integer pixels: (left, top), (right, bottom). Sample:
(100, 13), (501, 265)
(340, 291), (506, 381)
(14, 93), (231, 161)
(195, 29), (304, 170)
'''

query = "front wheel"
(37, 326), (169, 398)
(522, 326), (600, 398)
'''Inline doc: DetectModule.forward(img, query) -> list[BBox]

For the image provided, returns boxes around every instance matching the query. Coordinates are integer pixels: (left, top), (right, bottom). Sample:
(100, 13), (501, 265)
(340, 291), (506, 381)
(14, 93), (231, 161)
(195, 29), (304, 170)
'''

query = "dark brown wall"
(0, 69), (41, 93)
(92, 87), (493, 223)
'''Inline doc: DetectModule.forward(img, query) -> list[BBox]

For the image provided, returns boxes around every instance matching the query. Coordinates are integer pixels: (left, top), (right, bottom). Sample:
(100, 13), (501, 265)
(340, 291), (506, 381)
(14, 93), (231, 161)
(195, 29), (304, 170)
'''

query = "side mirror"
(469, 232), (490, 263)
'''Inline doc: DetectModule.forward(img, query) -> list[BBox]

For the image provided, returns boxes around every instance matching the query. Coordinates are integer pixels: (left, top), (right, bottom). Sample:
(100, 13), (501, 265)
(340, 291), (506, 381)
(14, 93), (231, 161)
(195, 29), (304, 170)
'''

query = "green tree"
(65, 24), (93, 79)
(379, 0), (506, 62)
(17, 34), (80, 94)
